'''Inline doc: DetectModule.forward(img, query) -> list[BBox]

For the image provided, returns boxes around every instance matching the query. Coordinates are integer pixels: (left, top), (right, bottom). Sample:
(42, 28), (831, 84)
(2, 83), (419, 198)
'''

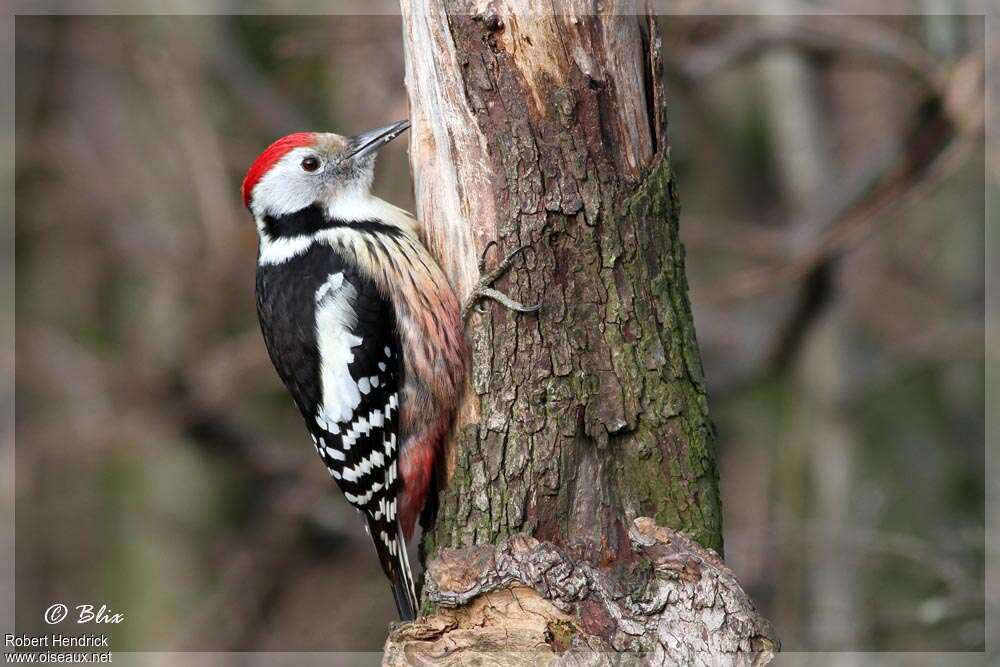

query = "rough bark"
(394, 2), (775, 662)
(403, 0), (721, 559)
(385, 517), (777, 665)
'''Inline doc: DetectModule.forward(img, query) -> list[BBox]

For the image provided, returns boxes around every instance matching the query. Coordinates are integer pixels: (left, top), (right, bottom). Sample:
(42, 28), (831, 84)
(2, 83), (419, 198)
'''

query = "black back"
(255, 241), (415, 616)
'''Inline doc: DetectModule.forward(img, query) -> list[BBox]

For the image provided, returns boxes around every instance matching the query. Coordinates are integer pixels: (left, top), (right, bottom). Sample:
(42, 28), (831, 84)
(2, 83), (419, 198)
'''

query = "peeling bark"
(397, 2), (772, 662)
(384, 517), (778, 665)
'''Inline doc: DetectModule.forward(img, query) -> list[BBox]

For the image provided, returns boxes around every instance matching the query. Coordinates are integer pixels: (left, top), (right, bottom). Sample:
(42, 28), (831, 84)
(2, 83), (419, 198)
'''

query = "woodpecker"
(242, 121), (466, 621)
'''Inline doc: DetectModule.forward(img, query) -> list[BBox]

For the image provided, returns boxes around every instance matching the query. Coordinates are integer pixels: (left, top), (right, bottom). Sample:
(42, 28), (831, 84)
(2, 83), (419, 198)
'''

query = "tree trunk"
(390, 3), (777, 663)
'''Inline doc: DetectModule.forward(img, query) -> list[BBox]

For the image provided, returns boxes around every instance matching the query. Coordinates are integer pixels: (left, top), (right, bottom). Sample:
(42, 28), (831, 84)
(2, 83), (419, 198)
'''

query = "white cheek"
(252, 170), (317, 218)
(250, 149), (325, 218)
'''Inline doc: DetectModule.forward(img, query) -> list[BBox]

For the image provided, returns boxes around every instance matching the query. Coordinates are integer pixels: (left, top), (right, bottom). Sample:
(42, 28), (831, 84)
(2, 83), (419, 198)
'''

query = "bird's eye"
(300, 156), (321, 172)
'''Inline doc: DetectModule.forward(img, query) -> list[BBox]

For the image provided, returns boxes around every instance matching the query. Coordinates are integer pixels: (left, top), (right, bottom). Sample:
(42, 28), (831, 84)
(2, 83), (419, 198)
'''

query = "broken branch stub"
(383, 517), (778, 666)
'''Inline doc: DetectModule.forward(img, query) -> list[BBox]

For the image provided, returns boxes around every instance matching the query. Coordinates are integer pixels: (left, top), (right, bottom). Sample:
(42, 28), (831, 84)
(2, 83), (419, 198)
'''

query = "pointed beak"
(342, 119), (410, 162)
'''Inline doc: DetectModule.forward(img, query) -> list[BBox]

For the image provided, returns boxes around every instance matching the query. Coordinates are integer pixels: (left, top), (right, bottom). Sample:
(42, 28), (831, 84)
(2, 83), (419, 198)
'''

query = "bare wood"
(384, 517), (778, 665)
(403, 0), (656, 292)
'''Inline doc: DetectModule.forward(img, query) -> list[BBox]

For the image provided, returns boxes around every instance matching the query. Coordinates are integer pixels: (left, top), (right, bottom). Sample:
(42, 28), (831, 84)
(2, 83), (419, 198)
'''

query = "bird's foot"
(462, 241), (542, 324)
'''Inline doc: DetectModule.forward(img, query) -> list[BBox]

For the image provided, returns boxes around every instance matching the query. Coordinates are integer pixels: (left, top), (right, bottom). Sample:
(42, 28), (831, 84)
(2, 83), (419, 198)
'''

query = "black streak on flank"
(263, 203), (405, 240)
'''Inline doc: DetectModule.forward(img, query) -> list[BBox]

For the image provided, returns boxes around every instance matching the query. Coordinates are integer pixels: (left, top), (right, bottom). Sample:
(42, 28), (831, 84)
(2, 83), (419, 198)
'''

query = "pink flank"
(398, 415), (452, 540)
(241, 132), (316, 208)
(387, 259), (466, 541)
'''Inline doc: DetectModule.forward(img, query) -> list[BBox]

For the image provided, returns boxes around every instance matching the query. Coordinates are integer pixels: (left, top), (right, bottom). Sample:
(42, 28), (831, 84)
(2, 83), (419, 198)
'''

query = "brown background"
(13, 13), (985, 651)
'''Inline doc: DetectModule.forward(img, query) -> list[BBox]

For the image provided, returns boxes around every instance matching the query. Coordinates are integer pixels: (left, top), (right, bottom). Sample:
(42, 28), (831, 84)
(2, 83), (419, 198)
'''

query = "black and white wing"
(256, 245), (417, 620)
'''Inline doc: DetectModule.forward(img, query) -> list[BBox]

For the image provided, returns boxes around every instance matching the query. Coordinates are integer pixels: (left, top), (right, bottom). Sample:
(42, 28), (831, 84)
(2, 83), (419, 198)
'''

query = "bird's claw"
(462, 242), (542, 324)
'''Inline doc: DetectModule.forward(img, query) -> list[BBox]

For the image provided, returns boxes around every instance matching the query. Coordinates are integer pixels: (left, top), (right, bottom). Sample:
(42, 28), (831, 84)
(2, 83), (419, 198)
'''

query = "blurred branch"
(702, 119), (975, 395)
(676, 15), (983, 314)
(170, 385), (302, 479)
(689, 28), (984, 403)
(789, 521), (984, 635)
(673, 16), (947, 95)
(703, 51), (983, 307)
(707, 128), (975, 306)
(736, 520), (984, 598)
(682, 219), (786, 261)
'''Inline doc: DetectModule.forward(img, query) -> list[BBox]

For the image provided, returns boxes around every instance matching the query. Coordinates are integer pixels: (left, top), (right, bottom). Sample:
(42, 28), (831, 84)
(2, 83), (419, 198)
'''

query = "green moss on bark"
(608, 158), (723, 552)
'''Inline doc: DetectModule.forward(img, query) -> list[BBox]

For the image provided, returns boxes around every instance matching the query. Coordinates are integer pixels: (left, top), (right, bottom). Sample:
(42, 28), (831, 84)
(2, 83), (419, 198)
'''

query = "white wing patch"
(315, 271), (345, 301)
(314, 272), (364, 425)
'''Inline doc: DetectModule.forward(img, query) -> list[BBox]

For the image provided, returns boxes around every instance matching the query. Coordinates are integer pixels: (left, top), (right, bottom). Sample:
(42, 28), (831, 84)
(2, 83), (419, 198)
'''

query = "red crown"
(241, 132), (316, 208)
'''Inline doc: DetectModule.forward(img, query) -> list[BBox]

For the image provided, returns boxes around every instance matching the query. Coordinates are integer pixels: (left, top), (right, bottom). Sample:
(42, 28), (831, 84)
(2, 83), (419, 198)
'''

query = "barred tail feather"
(394, 523), (419, 620)
(365, 514), (418, 621)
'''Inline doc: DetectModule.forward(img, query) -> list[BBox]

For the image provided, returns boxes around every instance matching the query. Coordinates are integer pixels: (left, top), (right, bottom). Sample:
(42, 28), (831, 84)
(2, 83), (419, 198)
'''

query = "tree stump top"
(384, 518), (778, 666)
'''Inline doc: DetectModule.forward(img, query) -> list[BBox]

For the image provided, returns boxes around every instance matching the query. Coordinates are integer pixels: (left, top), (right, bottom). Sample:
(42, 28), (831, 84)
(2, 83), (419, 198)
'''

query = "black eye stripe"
(301, 156), (321, 172)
